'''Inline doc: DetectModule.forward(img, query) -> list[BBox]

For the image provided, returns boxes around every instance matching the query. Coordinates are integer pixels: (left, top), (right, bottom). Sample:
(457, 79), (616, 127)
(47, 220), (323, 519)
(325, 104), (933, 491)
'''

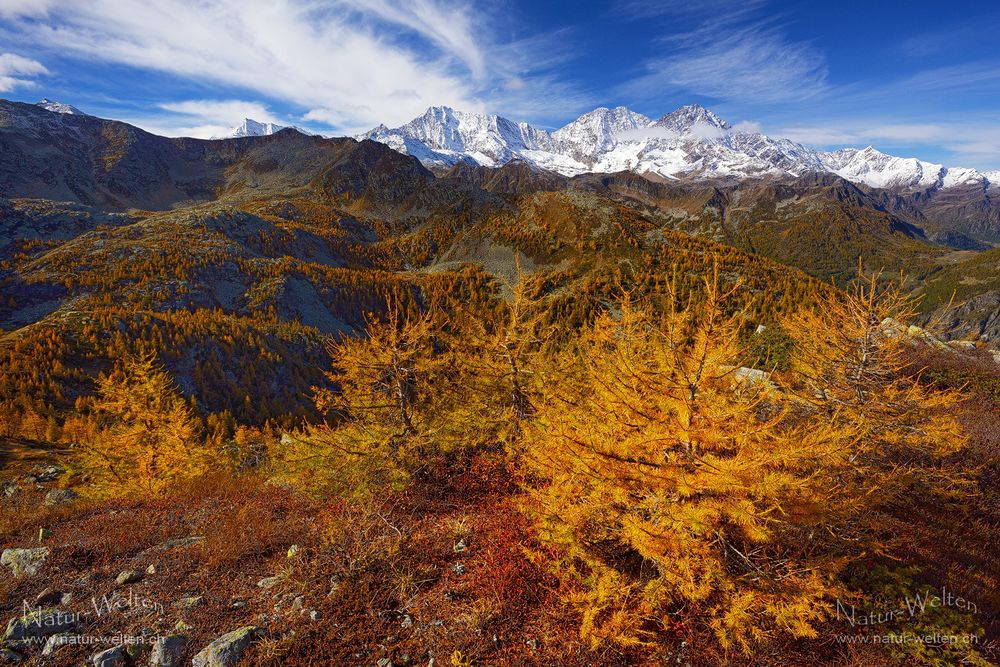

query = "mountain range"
(361, 104), (1000, 192)
(3, 95), (1000, 353)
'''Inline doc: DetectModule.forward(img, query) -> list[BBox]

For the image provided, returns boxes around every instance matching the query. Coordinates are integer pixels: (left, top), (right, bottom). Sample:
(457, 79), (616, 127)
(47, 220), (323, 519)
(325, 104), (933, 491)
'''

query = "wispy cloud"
(623, 21), (827, 104)
(0, 52), (47, 92)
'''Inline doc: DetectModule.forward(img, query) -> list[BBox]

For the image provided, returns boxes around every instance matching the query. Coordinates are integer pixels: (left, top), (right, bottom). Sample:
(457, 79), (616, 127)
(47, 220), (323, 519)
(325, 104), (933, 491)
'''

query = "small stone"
(174, 595), (205, 609)
(1, 481), (18, 498)
(41, 633), (73, 656)
(33, 587), (61, 606)
(400, 615), (413, 628)
(59, 592), (73, 605)
(115, 569), (143, 585)
(1, 547), (49, 578)
(308, 610), (322, 622)
(286, 544), (300, 558)
(146, 564), (157, 575)
(150, 635), (188, 667)
(376, 659), (393, 667)
(43, 488), (79, 506)
(291, 596), (304, 611)
(451, 562), (465, 576)
(257, 575), (286, 589)
(91, 645), (127, 667)
(452, 539), (468, 553)
(191, 626), (262, 667)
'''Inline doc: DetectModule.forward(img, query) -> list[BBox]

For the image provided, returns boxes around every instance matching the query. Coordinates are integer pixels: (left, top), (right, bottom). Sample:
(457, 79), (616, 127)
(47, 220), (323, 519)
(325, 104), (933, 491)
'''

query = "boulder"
(1, 547), (49, 577)
(3, 608), (77, 642)
(91, 645), (128, 667)
(149, 635), (188, 667)
(191, 627), (262, 667)
(43, 488), (79, 506)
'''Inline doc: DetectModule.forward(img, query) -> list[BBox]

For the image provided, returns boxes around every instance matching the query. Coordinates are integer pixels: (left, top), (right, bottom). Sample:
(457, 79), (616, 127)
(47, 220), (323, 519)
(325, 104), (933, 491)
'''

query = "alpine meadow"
(2, 2), (1000, 666)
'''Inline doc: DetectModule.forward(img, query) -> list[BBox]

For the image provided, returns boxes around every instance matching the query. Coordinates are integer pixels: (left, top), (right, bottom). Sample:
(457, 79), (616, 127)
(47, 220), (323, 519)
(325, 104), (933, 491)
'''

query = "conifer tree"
(525, 269), (968, 654)
(77, 352), (210, 497)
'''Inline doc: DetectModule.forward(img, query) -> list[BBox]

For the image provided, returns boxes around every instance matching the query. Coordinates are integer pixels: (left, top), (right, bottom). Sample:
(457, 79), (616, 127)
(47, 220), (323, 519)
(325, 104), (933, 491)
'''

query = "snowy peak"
(553, 106), (652, 161)
(217, 118), (299, 139)
(36, 99), (86, 115)
(654, 104), (731, 137)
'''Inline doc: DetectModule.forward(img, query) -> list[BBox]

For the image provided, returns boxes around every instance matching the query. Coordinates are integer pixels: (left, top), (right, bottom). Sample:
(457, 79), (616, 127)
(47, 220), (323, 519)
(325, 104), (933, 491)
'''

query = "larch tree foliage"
(283, 280), (548, 495)
(285, 300), (470, 495)
(78, 351), (210, 497)
(450, 270), (550, 450)
(783, 270), (969, 515)
(525, 268), (968, 655)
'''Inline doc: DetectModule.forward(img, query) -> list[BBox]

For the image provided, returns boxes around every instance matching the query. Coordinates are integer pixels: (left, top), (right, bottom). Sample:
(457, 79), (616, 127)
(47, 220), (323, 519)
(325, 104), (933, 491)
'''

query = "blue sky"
(1, 0), (999, 169)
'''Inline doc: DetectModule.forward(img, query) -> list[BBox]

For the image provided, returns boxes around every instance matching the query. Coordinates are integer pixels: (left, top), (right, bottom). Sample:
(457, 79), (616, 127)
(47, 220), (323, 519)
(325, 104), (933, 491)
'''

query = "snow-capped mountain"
(363, 104), (999, 192)
(215, 118), (296, 139)
(36, 99), (86, 115)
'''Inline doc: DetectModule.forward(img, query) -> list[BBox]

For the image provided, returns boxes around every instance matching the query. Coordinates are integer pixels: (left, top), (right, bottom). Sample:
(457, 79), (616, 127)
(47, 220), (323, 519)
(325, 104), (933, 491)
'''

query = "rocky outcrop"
(1, 547), (49, 578)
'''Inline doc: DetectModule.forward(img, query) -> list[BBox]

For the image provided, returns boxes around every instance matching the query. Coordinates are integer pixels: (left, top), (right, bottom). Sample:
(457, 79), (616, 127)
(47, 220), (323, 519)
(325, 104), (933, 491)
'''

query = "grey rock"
(451, 562), (465, 575)
(1, 547), (49, 577)
(25, 465), (65, 484)
(115, 569), (143, 585)
(191, 626), (262, 667)
(43, 488), (79, 506)
(41, 632), (73, 656)
(32, 587), (61, 606)
(3, 608), (77, 641)
(173, 595), (204, 609)
(0, 648), (23, 663)
(1, 482), (19, 497)
(308, 610), (322, 621)
(91, 644), (128, 667)
(257, 575), (286, 589)
(149, 634), (188, 667)
(139, 536), (205, 558)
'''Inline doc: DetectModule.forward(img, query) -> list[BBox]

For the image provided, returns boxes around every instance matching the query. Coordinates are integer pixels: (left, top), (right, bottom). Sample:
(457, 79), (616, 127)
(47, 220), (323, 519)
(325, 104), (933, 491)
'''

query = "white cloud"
(776, 126), (860, 145)
(0, 52), (48, 92)
(1, 0), (488, 132)
(730, 120), (762, 134)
